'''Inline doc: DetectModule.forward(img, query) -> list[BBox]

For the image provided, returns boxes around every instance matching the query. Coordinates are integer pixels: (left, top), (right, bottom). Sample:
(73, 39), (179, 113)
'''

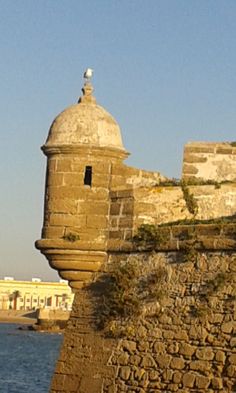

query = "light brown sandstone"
(182, 372), (196, 388)
(36, 79), (236, 392)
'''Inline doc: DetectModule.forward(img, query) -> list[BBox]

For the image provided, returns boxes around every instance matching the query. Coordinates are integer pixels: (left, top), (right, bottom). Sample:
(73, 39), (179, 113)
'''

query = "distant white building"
(0, 278), (74, 311)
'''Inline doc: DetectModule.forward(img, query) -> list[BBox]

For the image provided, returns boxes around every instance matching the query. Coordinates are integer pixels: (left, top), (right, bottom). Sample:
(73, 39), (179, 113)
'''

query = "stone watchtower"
(36, 74), (236, 393)
(36, 77), (128, 290)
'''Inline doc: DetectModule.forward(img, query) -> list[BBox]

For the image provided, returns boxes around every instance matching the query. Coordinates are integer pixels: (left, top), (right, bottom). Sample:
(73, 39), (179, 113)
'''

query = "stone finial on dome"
(78, 82), (96, 104)
(78, 68), (96, 104)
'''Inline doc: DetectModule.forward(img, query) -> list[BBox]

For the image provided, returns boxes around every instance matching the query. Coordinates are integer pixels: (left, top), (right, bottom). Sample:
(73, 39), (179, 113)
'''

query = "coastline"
(0, 310), (37, 325)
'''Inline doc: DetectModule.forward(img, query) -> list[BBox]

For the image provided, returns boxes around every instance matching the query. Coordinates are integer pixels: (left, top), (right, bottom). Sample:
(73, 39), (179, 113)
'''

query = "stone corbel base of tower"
(35, 239), (107, 289)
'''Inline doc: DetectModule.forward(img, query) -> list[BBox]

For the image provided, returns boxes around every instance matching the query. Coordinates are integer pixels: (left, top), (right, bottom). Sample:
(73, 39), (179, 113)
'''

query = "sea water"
(0, 323), (63, 393)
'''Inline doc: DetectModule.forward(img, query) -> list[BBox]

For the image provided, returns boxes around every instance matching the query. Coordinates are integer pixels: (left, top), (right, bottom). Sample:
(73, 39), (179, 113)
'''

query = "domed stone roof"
(44, 83), (126, 152)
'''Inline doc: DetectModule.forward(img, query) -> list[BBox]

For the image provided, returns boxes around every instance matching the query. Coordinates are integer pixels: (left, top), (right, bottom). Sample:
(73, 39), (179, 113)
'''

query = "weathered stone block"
(182, 372), (196, 388)
(43, 226), (65, 239)
(167, 342), (179, 354)
(195, 347), (214, 360)
(167, 383), (179, 391)
(93, 174), (110, 188)
(48, 185), (81, 199)
(110, 175), (127, 188)
(229, 354), (236, 364)
(111, 164), (139, 177)
(189, 325), (208, 341)
(195, 374), (211, 389)
(71, 161), (91, 173)
(184, 144), (215, 153)
(93, 162), (111, 174)
(47, 158), (57, 172)
(122, 202), (134, 215)
(86, 215), (108, 229)
(48, 198), (77, 214)
(50, 373), (67, 390)
(134, 367), (146, 381)
(137, 341), (149, 352)
(78, 229), (106, 242)
(162, 369), (173, 381)
(79, 376), (103, 392)
(153, 342), (166, 354)
(216, 146), (233, 154)
(189, 360), (211, 372)
(170, 357), (185, 370)
(158, 314), (172, 324)
(182, 164), (199, 174)
(47, 173), (64, 187)
(119, 366), (131, 380)
(226, 364), (236, 377)
(155, 354), (171, 368)
(149, 370), (160, 381)
(63, 173), (83, 186)
(109, 217), (118, 229)
(211, 377), (223, 389)
(135, 202), (157, 214)
(175, 330), (188, 341)
(221, 321), (234, 333)
(56, 158), (73, 172)
(141, 355), (156, 367)
(215, 350), (226, 363)
(50, 213), (86, 227)
(183, 153), (207, 163)
(211, 313), (224, 324)
(179, 343), (196, 357)
(110, 203), (122, 215)
(118, 217), (133, 229)
(77, 201), (108, 215)
(163, 330), (175, 339)
(87, 188), (109, 201)
(129, 354), (141, 366)
(230, 337), (236, 347)
(172, 371), (182, 384)
(109, 231), (123, 240)
(122, 340), (137, 353)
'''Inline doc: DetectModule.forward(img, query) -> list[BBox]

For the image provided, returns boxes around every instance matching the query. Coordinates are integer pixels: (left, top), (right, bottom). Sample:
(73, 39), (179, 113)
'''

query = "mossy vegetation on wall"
(104, 251), (236, 392)
(132, 224), (169, 250)
(99, 249), (236, 336)
(181, 181), (198, 216)
(99, 256), (171, 338)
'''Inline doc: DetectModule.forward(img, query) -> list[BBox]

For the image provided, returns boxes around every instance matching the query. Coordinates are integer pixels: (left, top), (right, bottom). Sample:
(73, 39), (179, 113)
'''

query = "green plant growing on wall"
(62, 232), (80, 242)
(200, 272), (228, 301)
(180, 227), (203, 264)
(189, 304), (209, 318)
(181, 241), (199, 264)
(99, 257), (170, 337)
(190, 269), (235, 320)
(132, 224), (168, 250)
(181, 181), (198, 216)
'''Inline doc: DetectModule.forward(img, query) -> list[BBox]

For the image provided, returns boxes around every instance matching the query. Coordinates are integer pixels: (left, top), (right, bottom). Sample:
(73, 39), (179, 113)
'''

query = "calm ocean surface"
(0, 323), (63, 393)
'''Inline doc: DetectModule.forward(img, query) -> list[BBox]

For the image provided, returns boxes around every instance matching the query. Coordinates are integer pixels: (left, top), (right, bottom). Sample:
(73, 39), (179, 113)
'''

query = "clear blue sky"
(1, 0), (236, 281)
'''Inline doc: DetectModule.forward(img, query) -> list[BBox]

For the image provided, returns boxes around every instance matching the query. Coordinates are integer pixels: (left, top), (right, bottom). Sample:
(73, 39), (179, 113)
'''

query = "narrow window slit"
(84, 166), (92, 186)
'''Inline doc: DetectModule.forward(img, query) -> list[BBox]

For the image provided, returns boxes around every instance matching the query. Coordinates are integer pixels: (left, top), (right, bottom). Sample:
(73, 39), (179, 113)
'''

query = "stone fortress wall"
(183, 142), (236, 182)
(50, 249), (236, 393)
(35, 79), (236, 392)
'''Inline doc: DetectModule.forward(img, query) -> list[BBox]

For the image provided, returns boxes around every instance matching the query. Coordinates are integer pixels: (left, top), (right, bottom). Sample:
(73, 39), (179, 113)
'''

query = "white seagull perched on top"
(84, 68), (93, 81)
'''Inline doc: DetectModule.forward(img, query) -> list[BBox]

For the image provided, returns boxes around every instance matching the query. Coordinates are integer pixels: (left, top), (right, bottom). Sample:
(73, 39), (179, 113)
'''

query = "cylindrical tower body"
(36, 82), (128, 289)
